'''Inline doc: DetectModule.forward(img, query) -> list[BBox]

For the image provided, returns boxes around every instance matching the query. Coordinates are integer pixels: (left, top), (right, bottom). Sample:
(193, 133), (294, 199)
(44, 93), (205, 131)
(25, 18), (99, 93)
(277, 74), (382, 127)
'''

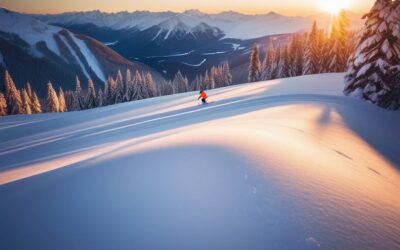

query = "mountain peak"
(182, 9), (204, 16)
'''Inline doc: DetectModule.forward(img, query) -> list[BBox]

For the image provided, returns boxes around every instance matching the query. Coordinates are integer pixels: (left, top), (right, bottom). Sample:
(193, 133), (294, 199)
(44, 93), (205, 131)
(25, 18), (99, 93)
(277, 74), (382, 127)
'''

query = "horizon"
(0, 0), (374, 16)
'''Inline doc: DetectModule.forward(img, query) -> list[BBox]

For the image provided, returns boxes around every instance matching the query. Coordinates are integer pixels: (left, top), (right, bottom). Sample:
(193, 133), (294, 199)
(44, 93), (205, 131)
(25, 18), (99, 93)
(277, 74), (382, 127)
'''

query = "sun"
(321, 0), (348, 14)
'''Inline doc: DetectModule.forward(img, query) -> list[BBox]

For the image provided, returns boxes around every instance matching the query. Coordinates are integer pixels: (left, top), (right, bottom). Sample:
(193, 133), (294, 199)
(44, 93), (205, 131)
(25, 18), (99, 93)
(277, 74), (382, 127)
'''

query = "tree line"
(0, 69), (157, 116)
(249, 10), (353, 83)
(159, 63), (233, 95)
(1, 63), (233, 116)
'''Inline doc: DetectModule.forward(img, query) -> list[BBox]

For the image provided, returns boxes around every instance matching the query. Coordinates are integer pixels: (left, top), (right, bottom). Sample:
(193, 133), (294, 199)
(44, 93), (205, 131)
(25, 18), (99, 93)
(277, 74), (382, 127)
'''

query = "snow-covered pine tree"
(0, 92), (7, 116)
(97, 88), (104, 107)
(74, 76), (85, 110)
(46, 81), (59, 113)
(85, 79), (97, 109)
(124, 69), (133, 101)
(248, 44), (262, 82)
(281, 44), (292, 78)
(25, 82), (33, 100)
(160, 80), (174, 95)
(337, 10), (350, 71)
(58, 87), (67, 112)
(262, 44), (275, 80)
(64, 90), (73, 111)
(203, 70), (210, 90)
(132, 70), (144, 100)
(144, 72), (156, 97)
(222, 63), (233, 86)
(210, 68), (217, 89)
(173, 71), (189, 93)
(344, 0), (400, 109)
(319, 30), (330, 73)
(327, 12), (350, 72)
(272, 45), (282, 79)
(295, 33), (306, 76)
(31, 92), (42, 113)
(21, 88), (32, 115)
(4, 70), (23, 115)
(304, 21), (322, 75)
(114, 70), (125, 104)
(190, 75), (201, 91)
(105, 76), (117, 104)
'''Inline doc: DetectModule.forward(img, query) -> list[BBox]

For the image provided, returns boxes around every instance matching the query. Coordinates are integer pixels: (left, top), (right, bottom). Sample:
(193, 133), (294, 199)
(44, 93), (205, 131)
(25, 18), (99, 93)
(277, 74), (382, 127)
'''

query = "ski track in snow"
(182, 58), (207, 67)
(146, 50), (194, 58)
(59, 34), (91, 79)
(70, 33), (106, 81)
(199, 51), (228, 55)
(1, 73), (400, 249)
(103, 40), (119, 46)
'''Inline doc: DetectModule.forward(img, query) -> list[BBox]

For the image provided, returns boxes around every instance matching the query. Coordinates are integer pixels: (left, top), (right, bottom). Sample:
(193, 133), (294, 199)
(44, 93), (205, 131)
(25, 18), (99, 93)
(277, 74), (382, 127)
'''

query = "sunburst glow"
(321, 0), (349, 14)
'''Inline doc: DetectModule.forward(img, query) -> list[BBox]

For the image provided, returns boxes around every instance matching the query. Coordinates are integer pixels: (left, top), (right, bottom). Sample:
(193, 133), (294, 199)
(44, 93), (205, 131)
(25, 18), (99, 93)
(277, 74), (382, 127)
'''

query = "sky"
(0, 0), (375, 16)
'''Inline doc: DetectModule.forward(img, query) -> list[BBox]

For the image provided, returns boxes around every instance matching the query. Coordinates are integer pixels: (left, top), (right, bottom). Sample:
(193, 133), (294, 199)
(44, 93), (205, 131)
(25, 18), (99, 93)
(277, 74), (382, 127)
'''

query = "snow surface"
(1, 74), (400, 249)
(0, 8), (106, 82)
(70, 34), (106, 81)
(0, 8), (62, 57)
(59, 34), (91, 79)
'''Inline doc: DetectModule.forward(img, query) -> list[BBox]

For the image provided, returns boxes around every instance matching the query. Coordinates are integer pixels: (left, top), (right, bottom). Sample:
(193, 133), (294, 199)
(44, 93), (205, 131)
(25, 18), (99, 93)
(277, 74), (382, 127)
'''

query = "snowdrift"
(1, 73), (400, 249)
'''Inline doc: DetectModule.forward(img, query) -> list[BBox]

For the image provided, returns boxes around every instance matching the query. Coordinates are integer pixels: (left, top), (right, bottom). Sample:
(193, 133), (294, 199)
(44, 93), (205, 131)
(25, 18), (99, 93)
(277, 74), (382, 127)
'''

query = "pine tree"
(114, 70), (125, 104)
(203, 70), (210, 90)
(64, 90), (74, 111)
(105, 76), (116, 104)
(319, 30), (331, 73)
(222, 63), (233, 86)
(281, 45), (292, 78)
(327, 12), (349, 73)
(86, 79), (97, 109)
(46, 81), (59, 113)
(31, 92), (42, 113)
(248, 44), (261, 82)
(4, 70), (23, 115)
(262, 44), (276, 80)
(58, 87), (67, 112)
(72, 76), (84, 110)
(124, 69), (133, 101)
(209, 68), (216, 89)
(25, 82), (33, 99)
(304, 21), (322, 75)
(21, 88), (32, 115)
(173, 71), (189, 93)
(97, 88), (104, 107)
(144, 72), (156, 97)
(344, 0), (400, 109)
(0, 92), (7, 116)
(160, 80), (174, 95)
(272, 45), (282, 78)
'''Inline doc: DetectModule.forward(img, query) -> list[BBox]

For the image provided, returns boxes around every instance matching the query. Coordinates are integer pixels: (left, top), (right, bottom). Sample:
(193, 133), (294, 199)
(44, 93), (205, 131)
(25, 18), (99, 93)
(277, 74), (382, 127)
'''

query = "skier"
(198, 90), (208, 104)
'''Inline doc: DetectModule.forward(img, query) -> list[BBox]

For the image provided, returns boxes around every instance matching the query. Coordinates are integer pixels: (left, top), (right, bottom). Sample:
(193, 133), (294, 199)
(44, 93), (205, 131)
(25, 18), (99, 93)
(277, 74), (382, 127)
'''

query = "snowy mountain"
(0, 8), (164, 97)
(1, 73), (399, 249)
(37, 9), (364, 81)
(37, 9), (364, 40)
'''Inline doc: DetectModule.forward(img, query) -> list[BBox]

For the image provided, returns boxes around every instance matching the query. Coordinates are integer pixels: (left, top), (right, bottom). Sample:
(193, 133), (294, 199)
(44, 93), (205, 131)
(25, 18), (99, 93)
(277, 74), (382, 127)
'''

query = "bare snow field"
(1, 73), (400, 249)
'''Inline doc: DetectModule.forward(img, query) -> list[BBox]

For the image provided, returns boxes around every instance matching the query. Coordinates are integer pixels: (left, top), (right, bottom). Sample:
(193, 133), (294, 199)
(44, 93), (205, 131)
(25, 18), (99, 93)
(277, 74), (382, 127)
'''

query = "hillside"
(0, 8), (164, 97)
(0, 74), (399, 249)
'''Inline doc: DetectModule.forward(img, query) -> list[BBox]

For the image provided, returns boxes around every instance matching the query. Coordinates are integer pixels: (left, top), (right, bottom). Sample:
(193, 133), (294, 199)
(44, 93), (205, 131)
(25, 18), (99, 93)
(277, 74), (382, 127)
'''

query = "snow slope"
(1, 74), (400, 249)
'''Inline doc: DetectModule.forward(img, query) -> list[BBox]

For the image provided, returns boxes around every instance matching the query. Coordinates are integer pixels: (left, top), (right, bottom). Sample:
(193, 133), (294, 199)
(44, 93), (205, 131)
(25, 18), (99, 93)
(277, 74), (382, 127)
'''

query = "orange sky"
(0, 0), (375, 15)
